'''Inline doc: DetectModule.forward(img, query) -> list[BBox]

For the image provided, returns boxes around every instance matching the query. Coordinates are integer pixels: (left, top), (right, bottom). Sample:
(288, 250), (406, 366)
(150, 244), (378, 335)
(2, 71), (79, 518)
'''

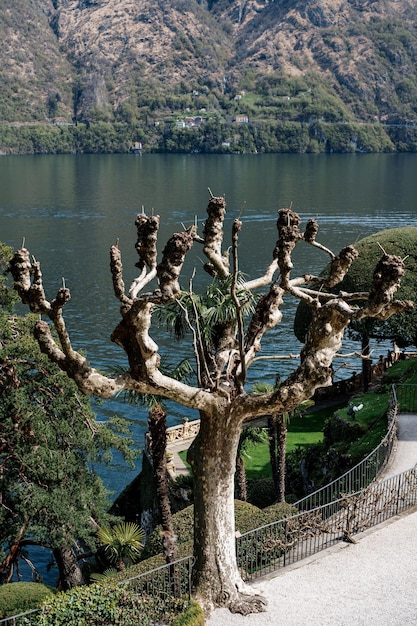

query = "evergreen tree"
(0, 247), (136, 588)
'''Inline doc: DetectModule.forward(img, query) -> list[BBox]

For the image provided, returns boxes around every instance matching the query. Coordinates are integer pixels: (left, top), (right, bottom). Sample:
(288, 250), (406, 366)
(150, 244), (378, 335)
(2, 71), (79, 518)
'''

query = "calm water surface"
(1, 153), (417, 496)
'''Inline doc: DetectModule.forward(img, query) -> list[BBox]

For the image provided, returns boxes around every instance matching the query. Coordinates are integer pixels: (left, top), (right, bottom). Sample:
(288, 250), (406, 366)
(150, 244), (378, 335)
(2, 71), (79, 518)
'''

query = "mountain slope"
(1, 0), (74, 121)
(1, 0), (417, 149)
(220, 0), (417, 122)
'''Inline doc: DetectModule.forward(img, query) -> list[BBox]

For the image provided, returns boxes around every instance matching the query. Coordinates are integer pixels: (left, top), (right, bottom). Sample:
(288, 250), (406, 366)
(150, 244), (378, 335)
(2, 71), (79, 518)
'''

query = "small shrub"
(323, 415), (362, 446)
(0, 582), (54, 618)
(171, 600), (205, 626)
(246, 478), (276, 508)
(261, 501), (298, 524)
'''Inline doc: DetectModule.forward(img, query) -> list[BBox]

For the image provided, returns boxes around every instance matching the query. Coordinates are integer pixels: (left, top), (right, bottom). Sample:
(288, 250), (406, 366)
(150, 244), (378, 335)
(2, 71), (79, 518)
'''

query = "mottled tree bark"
(188, 409), (265, 614)
(53, 546), (85, 590)
(148, 405), (177, 564)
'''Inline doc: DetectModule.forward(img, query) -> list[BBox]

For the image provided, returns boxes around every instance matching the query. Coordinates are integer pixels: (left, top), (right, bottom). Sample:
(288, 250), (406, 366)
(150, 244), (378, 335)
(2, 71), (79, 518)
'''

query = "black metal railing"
(236, 384), (417, 581)
(236, 502), (343, 580)
(293, 385), (398, 512)
(237, 466), (417, 581)
(121, 555), (193, 600)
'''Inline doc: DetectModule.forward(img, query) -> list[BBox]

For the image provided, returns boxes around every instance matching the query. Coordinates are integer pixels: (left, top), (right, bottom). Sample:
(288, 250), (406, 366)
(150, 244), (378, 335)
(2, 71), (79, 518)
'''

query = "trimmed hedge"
(141, 500), (297, 561)
(35, 583), (191, 626)
(0, 582), (54, 618)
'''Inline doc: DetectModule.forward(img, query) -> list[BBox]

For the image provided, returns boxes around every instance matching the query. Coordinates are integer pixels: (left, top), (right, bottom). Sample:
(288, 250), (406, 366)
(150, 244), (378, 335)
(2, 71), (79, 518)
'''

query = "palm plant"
(156, 275), (255, 388)
(96, 522), (145, 571)
(236, 426), (268, 501)
(253, 381), (313, 502)
(89, 567), (118, 583)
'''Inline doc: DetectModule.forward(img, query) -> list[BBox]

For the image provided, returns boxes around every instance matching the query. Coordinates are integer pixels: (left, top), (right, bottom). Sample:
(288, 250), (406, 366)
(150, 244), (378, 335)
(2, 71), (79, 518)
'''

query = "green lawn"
(178, 403), (341, 480)
(243, 405), (339, 480)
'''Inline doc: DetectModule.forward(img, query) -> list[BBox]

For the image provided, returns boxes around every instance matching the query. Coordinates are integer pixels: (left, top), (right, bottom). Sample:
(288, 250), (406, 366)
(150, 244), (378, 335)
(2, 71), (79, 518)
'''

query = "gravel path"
(206, 413), (417, 626)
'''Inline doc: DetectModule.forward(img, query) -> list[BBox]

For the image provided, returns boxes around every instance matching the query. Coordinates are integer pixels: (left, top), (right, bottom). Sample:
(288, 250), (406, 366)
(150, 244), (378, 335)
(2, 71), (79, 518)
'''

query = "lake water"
(1, 153), (417, 498)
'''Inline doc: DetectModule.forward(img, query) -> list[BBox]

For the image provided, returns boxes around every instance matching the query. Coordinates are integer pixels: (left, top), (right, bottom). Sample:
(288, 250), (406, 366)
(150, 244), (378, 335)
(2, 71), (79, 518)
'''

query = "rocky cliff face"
(2, 0), (417, 123)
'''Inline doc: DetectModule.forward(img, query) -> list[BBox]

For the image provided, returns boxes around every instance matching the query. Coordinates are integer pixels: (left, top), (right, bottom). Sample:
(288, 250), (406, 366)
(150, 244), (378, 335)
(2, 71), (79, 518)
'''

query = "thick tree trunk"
(188, 410), (266, 614)
(53, 546), (85, 590)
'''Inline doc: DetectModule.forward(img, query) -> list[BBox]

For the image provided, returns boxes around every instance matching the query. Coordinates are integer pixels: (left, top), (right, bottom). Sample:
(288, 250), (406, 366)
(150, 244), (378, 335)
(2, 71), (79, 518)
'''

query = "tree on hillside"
(10, 197), (413, 613)
(0, 312), (136, 588)
(294, 227), (417, 390)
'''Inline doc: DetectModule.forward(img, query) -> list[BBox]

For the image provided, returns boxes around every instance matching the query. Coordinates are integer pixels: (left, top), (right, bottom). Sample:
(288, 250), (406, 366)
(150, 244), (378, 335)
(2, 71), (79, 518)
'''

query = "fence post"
(283, 518), (287, 568)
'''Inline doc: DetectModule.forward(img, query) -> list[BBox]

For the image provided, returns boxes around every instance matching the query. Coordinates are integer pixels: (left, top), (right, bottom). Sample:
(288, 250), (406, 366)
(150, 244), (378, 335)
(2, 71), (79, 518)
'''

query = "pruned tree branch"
(110, 244), (132, 306)
(157, 226), (196, 301)
(356, 253), (408, 318)
(324, 245), (359, 288)
(245, 284), (284, 363)
(10, 249), (51, 313)
(10, 200), (414, 427)
(302, 218), (335, 258)
(128, 214), (160, 298)
(275, 208), (302, 284)
(231, 218), (246, 391)
(202, 196), (230, 278)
